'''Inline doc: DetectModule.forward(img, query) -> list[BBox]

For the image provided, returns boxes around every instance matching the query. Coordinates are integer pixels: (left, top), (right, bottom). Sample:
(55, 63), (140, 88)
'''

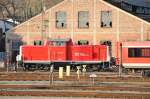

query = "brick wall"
(6, 0), (150, 58)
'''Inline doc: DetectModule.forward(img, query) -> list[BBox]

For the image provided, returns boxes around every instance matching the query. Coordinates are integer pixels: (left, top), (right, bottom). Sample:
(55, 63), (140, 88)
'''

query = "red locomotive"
(18, 38), (111, 71)
(17, 38), (150, 72)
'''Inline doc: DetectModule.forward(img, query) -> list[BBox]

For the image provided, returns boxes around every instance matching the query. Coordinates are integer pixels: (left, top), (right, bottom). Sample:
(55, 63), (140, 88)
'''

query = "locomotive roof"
(122, 41), (150, 47)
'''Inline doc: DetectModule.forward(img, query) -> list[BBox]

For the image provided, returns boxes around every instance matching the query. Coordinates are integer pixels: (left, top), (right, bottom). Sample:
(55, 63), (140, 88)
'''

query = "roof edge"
(101, 0), (150, 25)
(12, 0), (66, 31)
(11, 0), (150, 32)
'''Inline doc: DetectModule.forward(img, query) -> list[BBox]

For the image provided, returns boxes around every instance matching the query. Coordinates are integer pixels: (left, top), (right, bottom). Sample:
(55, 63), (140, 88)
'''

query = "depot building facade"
(6, 0), (150, 62)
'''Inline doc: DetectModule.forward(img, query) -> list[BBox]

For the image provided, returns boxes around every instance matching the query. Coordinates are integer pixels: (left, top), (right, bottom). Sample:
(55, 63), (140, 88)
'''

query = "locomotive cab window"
(128, 48), (150, 58)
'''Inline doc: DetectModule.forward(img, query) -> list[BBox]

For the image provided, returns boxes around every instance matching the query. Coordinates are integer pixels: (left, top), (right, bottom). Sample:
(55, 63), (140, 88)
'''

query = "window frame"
(128, 48), (150, 58)
(78, 11), (89, 29)
(101, 11), (112, 28)
(55, 11), (67, 29)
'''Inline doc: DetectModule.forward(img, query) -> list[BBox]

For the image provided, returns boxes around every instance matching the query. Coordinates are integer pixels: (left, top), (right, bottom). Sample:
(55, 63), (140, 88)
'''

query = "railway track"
(0, 84), (150, 92)
(0, 72), (150, 98)
(0, 72), (149, 82)
(0, 84), (150, 99)
(1, 90), (149, 99)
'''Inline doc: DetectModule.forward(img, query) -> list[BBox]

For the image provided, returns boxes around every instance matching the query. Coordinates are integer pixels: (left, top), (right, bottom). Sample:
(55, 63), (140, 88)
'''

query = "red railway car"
(18, 38), (111, 71)
(118, 41), (150, 70)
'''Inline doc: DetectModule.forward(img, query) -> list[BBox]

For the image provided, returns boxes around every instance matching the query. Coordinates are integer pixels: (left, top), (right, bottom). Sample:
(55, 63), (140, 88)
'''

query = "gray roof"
(124, 0), (150, 8)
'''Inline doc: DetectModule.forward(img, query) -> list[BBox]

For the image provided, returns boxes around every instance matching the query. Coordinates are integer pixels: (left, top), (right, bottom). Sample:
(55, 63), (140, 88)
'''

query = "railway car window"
(56, 11), (67, 28)
(101, 11), (112, 28)
(141, 48), (150, 57)
(78, 11), (89, 28)
(128, 48), (150, 58)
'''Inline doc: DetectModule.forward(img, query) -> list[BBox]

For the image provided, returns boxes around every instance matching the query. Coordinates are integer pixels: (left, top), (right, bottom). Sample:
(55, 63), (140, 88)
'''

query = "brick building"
(6, 0), (150, 62)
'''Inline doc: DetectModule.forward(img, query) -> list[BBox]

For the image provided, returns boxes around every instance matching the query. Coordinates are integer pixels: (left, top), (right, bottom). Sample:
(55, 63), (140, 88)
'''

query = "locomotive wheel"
(23, 64), (29, 71)
(28, 67), (35, 71)
(71, 65), (77, 72)
(28, 65), (36, 71)
(85, 65), (99, 72)
(44, 66), (50, 71)
(38, 65), (45, 70)
(23, 66), (27, 71)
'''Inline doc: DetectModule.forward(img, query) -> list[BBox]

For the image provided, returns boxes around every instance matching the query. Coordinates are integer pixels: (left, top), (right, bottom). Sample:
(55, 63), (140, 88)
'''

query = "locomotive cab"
(46, 38), (72, 69)
(18, 38), (72, 71)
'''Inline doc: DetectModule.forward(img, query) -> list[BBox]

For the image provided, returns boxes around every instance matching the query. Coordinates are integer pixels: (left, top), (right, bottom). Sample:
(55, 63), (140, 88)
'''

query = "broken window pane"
(78, 11), (89, 28)
(56, 11), (67, 28)
(101, 11), (112, 28)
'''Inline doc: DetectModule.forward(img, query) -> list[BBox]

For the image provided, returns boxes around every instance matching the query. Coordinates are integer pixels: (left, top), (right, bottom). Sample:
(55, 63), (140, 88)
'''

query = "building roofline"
(12, 0), (66, 30)
(101, 0), (150, 25)
(12, 0), (150, 31)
